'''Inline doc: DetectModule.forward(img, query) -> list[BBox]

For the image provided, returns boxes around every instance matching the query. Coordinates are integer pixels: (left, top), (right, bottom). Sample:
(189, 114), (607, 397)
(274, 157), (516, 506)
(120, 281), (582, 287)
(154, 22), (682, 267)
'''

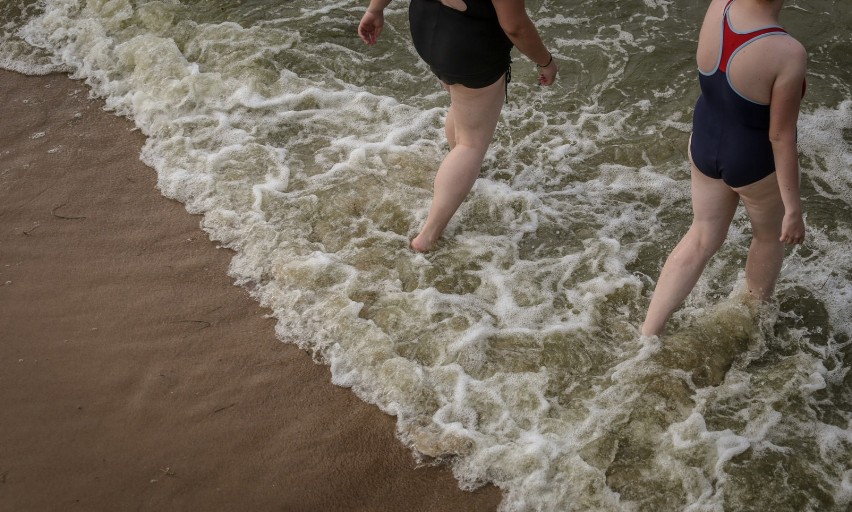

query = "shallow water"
(2, 1), (850, 510)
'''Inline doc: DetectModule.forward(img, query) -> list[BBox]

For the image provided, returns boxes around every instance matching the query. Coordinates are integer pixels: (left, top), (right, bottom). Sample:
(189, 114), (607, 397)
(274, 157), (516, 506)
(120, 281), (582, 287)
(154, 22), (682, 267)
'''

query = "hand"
(358, 10), (384, 45)
(538, 59), (557, 86)
(780, 211), (805, 244)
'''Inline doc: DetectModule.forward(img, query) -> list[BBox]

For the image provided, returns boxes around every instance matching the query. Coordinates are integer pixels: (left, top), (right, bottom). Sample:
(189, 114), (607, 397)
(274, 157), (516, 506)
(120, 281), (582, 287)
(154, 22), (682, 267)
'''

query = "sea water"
(1, 1), (849, 510)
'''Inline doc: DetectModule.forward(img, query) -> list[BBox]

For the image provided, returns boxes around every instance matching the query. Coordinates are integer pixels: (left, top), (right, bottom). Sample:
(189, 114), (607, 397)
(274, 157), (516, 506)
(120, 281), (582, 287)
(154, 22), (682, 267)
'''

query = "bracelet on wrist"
(538, 53), (553, 68)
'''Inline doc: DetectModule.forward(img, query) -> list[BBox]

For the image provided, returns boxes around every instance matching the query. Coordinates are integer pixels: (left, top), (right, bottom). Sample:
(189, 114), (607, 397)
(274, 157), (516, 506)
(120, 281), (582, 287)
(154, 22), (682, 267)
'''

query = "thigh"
(690, 165), (739, 241)
(445, 76), (505, 150)
(733, 172), (784, 236)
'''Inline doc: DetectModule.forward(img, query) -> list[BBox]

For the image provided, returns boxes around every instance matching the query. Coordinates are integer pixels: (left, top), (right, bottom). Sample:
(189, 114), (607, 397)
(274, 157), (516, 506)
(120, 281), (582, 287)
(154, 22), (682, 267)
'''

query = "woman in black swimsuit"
(358, 0), (558, 252)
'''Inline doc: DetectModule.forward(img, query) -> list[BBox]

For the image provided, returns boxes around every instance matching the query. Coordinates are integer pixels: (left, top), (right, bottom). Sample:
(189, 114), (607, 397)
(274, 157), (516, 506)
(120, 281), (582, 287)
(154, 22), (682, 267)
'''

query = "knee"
(671, 227), (726, 265)
(453, 126), (495, 152)
(452, 139), (491, 158)
(693, 226), (727, 255)
(751, 227), (782, 244)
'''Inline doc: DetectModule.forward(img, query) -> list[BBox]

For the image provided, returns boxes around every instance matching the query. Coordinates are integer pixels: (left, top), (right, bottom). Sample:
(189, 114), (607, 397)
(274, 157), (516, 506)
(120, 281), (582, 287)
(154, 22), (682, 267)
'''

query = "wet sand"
(0, 69), (501, 511)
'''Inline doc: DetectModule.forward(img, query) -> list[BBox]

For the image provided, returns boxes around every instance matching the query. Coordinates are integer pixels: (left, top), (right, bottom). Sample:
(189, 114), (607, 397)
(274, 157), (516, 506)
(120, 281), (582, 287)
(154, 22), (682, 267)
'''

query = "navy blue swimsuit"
(690, 0), (798, 188)
(408, 0), (513, 88)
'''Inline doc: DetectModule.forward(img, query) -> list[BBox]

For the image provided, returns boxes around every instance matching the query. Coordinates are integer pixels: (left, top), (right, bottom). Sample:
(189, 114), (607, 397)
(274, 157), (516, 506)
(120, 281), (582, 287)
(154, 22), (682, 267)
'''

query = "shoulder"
(782, 36), (807, 63)
(775, 35), (807, 76)
(707, 0), (731, 16)
(768, 35), (806, 103)
(698, 0), (729, 35)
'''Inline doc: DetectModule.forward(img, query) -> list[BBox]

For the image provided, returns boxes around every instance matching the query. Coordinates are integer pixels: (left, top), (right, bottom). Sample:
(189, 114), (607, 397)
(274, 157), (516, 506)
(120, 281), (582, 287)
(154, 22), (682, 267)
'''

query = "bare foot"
(410, 233), (435, 252)
(640, 322), (663, 338)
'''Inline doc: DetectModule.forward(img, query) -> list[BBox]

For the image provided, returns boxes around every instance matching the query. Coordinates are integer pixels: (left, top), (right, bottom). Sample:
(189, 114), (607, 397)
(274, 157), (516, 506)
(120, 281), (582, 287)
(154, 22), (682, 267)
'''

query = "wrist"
(537, 53), (553, 68)
(367, 0), (387, 13)
(367, 0), (391, 14)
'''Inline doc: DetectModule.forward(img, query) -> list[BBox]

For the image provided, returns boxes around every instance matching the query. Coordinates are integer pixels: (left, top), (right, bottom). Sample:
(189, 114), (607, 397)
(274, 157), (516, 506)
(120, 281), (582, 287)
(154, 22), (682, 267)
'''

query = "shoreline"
(0, 69), (501, 511)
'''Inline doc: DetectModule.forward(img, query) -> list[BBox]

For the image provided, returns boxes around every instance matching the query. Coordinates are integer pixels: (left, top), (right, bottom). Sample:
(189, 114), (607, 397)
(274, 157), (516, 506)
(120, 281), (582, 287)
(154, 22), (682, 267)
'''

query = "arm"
(358, 0), (393, 45)
(491, 0), (558, 86)
(768, 40), (807, 244)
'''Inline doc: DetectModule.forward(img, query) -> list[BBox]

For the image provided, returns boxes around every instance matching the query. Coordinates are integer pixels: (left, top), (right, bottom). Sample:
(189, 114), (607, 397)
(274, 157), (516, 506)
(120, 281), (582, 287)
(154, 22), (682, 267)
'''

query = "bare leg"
(443, 83), (456, 149)
(735, 173), (785, 300)
(641, 167), (740, 336)
(411, 76), (505, 252)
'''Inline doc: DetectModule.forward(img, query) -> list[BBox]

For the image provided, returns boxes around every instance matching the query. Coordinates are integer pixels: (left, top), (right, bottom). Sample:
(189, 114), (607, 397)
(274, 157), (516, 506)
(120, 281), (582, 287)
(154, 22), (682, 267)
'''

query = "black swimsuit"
(409, 0), (513, 88)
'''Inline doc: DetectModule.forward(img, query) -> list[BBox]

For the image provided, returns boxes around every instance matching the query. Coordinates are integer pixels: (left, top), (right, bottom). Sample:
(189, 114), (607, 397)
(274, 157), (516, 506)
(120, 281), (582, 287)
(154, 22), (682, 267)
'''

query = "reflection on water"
(1, 0), (850, 510)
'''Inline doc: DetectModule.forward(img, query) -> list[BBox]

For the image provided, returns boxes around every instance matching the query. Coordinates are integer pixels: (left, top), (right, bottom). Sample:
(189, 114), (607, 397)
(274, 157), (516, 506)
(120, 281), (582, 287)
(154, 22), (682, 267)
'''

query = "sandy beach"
(0, 69), (501, 511)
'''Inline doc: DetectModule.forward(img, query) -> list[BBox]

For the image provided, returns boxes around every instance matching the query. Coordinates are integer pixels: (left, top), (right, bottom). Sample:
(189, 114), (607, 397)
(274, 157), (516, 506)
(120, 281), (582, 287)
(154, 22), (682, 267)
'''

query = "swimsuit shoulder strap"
(719, 0), (787, 73)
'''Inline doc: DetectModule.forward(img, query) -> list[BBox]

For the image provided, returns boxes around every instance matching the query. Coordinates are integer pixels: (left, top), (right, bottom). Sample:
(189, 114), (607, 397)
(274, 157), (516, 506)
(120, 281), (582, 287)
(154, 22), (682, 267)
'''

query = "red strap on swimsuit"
(718, 0), (805, 96)
(719, 0), (787, 73)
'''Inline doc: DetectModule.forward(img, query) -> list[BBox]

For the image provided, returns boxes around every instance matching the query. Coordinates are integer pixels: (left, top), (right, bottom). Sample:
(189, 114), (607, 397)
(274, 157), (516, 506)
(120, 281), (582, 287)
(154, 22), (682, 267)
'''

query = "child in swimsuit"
(642, 0), (807, 336)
